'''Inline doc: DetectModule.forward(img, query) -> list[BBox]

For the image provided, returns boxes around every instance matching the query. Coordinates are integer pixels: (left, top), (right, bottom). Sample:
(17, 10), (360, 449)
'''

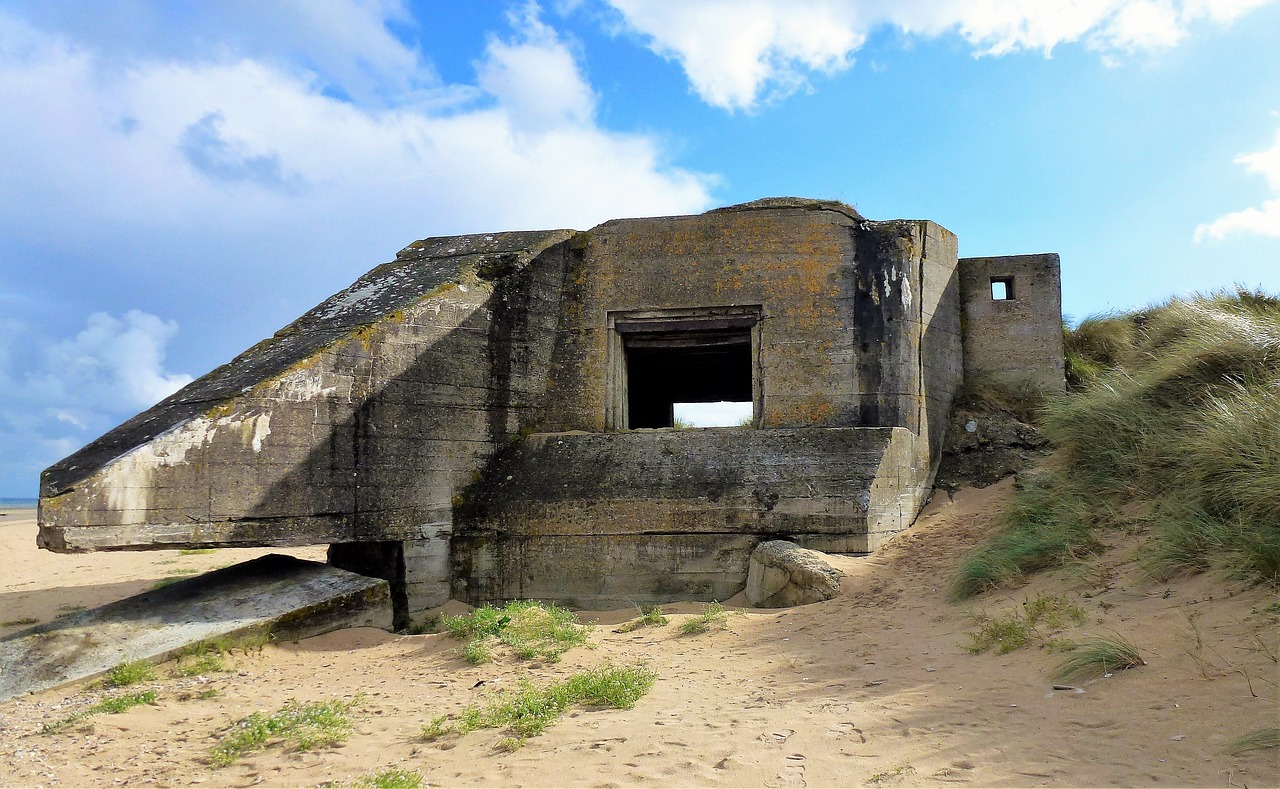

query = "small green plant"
(868, 765), (917, 784)
(1051, 635), (1145, 682)
(496, 735), (524, 752)
(42, 690), (159, 734)
(179, 548), (217, 555)
(174, 651), (227, 677)
(964, 611), (1034, 654)
(355, 767), (424, 788)
(1, 616), (39, 627)
(679, 602), (728, 635)
(617, 605), (669, 633)
(445, 664), (655, 747)
(198, 688), (220, 700)
(420, 714), (451, 741)
(1022, 593), (1087, 628)
(149, 578), (181, 591)
(209, 698), (359, 767)
(672, 417), (695, 429)
(104, 659), (156, 688)
(1222, 727), (1280, 755)
(443, 601), (589, 664)
(96, 691), (158, 714)
(462, 638), (493, 665)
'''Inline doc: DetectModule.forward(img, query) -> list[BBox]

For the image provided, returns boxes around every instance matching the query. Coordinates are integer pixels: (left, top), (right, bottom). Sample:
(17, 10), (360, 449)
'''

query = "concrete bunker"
(36, 198), (1064, 627)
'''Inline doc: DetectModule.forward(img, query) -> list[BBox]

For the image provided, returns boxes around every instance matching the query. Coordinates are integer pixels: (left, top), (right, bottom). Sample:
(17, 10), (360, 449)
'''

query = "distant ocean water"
(0, 498), (37, 508)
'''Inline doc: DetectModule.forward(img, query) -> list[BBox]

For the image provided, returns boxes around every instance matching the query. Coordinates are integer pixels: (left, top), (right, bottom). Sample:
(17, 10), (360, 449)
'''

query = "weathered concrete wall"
(959, 254), (1065, 392)
(538, 201), (942, 432)
(452, 427), (920, 607)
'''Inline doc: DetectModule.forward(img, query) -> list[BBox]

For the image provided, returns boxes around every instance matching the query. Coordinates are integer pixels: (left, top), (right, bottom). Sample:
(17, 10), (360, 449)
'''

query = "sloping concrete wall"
(39, 231), (574, 623)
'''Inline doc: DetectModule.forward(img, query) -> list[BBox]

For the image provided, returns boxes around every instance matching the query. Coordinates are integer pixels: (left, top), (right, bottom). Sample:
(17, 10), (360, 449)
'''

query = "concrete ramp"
(0, 554), (391, 702)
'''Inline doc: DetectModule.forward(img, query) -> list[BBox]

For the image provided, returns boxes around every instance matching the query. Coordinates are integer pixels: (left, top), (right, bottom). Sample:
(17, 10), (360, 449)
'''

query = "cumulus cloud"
(1195, 127), (1280, 241)
(0, 4), (711, 252)
(0, 1), (714, 495)
(601, 0), (1278, 110)
(31, 310), (194, 414)
(0, 311), (191, 494)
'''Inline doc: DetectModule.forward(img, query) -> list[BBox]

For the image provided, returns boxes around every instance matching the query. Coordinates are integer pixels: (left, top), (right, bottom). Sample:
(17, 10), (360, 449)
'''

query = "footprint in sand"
(777, 754), (807, 788)
(825, 722), (866, 742)
(589, 737), (627, 751)
(759, 729), (795, 744)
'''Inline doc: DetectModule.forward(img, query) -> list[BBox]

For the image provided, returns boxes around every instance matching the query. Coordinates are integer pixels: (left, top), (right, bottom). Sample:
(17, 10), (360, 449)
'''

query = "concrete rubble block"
(745, 540), (846, 608)
(0, 554), (391, 702)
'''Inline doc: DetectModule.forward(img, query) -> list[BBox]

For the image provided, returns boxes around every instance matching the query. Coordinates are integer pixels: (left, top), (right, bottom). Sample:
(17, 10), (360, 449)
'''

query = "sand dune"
(1, 484), (1276, 787)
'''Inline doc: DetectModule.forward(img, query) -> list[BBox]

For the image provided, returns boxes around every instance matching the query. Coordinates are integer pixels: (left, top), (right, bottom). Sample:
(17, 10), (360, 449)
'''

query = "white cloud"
(601, 0), (1278, 111)
(2, 0), (438, 106)
(1195, 127), (1280, 241)
(0, 5), (711, 252)
(0, 2), (715, 495)
(0, 311), (191, 494)
(32, 310), (194, 413)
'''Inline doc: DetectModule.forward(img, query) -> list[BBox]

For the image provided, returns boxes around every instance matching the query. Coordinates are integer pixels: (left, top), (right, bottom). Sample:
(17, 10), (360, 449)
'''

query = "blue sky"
(1, 0), (1278, 496)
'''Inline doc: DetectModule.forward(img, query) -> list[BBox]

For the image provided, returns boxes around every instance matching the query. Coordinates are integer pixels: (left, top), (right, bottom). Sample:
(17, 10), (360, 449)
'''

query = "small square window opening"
(991, 277), (1015, 301)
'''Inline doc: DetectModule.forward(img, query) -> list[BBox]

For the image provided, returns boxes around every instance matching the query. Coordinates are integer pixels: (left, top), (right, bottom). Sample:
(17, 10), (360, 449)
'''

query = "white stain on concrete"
(251, 413), (271, 452)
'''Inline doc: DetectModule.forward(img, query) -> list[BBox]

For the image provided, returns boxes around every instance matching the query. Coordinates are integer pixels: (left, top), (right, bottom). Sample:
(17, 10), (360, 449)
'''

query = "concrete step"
(0, 554), (391, 702)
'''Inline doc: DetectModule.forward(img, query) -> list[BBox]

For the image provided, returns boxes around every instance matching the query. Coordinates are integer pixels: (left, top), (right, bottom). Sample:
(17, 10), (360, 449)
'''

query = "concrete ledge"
(0, 554), (391, 702)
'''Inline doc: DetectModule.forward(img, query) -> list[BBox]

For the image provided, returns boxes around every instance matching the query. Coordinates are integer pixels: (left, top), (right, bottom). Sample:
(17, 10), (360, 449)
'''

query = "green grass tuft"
(104, 660), (156, 688)
(1, 616), (39, 627)
(173, 651), (227, 677)
(209, 698), (359, 767)
(617, 605), (669, 633)
(42, 690), (159, 734)
(420, 714), (451, 741)
(354, 767), (424, 788)
(178, 548), (217, 555)
(443, 601), (589, 664)
(964, 595), (1086, 655)
(679, 602), (728, 635)
(1050, 635), (1145, 682)
(445, 664), (655, 747)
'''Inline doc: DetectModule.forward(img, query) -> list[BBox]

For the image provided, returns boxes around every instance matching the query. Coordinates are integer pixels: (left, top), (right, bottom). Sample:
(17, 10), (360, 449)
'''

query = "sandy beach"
(1, 485), (1276, 787)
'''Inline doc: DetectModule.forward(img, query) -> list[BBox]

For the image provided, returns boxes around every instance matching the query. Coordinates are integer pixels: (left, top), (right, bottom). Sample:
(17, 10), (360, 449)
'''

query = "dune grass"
(443, 600), (589, 665)
(428, 663), (655, 748)
(354, 767), (425, 788)
(679, 602), (729, 635)
(42, 690), (159, 734)
(953, 289), (1280, 597)
(616, 605), (669, 633)
(964, 594), (1087, 655)
(209, 698), (359, 767)
(104, 659), (156, 688)
(1050, 635), (1146, 682)
(1222, 727), (1280, 756)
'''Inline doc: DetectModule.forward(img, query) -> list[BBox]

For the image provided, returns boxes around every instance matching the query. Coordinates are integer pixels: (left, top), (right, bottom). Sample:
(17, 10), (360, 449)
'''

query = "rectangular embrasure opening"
(991, 276), (1015, 301)
(610, 308), (760, 429)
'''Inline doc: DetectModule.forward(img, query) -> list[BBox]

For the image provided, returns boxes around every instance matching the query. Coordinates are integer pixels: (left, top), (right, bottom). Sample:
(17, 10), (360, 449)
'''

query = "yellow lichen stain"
(203, 400), (238, 421)
(768, 394), (835, 427)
